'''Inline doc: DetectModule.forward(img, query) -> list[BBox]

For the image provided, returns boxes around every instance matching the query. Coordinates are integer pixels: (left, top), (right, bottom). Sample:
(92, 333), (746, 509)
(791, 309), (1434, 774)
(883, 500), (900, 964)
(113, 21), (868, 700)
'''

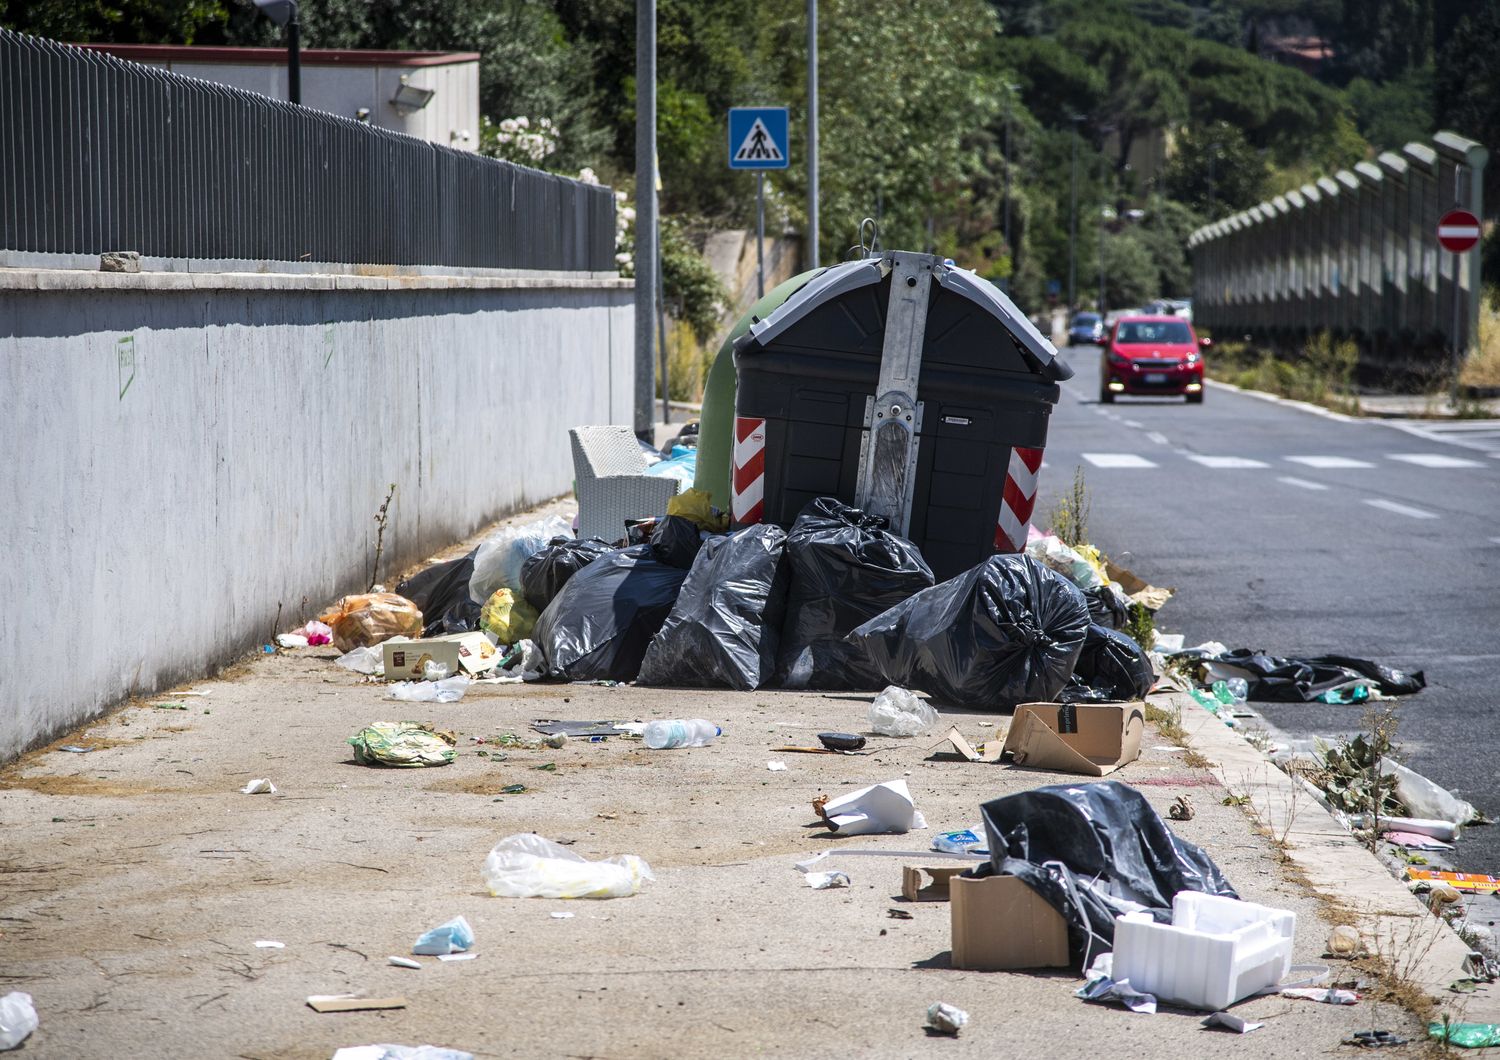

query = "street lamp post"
(252, 0), (301, 104)
(1068, 115), (1081, 315)
(1002, 81), (1019, 291)
(807, 0), (819, 270)
(1098, 206), (1115, 316)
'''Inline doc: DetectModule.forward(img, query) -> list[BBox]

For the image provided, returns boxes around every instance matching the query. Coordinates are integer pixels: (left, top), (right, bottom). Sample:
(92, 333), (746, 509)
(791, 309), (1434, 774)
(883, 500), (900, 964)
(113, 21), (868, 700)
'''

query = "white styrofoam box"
(1112, 892), (1295, 1011)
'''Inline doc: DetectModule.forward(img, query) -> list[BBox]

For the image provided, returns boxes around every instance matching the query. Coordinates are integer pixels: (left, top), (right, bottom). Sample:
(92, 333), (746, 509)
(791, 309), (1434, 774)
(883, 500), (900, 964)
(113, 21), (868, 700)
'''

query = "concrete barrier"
(0, 267), (633, 760)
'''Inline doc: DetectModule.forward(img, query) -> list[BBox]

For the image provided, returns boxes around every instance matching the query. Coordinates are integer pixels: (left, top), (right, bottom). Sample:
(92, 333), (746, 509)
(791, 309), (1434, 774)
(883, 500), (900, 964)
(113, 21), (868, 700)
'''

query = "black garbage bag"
(532, 545), (689, 682)
(1085, 585), (1129, 630)
(1062, 624), (1154, 703)
(520, 537), (612, 612)
(637, 524), (789, 690)
(394, 549), (481, 635)
(1206, 648), (1426, 702)
(776, 498), (935, 690)
(649, 515), (705, 570)
(978, 781), (1239, 966)
(847, 554), (1090, 708)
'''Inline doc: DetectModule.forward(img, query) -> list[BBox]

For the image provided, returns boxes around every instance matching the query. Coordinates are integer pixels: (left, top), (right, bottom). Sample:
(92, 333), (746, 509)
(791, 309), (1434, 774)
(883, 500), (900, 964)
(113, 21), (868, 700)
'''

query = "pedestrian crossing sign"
(728, 107), (789, 170)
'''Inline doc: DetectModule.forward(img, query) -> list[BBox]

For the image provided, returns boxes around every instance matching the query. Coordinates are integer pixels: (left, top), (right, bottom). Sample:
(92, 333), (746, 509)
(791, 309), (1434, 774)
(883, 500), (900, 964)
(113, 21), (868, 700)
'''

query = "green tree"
(1134, 197), (1203, 297)
(1434, 0), (1500, 212)
(1, 0), (226, 43)
(1345, 65), (1433, 149)
(1097, 227), (1159, 308)
(1164, 121), (1270, 218)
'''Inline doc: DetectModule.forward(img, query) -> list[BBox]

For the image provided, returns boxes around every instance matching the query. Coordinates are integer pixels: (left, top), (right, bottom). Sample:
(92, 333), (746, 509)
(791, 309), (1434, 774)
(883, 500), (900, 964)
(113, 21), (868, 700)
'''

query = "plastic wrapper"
(395, 550), (482, 635)
(777, 498), (934, 690)
(1202, 648), (1425, 702)
(481, 833), (653, 899)
(520, 537), (612, 611)
(1025, 531), (1105, 590)
(336, 644), (384, 676)
(867, 686), (938, 736)
(387, 676), (469, 703)
(412, 915), (473, 956)
(347, 722), (456, 767)
(666, 487), (730, 532)
(848, 554), (1090, 708)
(320, 593), (424, 653)
(533, 545), (689, 682)
(637, 525), (788, 691)
(469, 515), (572, 605)
(649, 515), (705, 570)
(0, 991), (37, 1051)
(1379, 760), (1479, 826)
(479, 588), (539, 645)
(979, 780), (1239, 966)
(1062, 624), (1154, 703)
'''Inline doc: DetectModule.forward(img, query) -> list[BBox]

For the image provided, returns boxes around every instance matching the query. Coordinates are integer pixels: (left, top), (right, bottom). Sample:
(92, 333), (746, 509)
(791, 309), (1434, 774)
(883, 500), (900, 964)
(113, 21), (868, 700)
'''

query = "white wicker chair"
(569, 426), (680, 544)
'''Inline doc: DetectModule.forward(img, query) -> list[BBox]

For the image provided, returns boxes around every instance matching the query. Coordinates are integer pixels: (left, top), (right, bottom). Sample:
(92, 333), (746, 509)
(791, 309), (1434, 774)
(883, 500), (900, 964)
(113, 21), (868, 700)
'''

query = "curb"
(1166, 691), (1499, 1024)
(1202, 377), (1361, 423)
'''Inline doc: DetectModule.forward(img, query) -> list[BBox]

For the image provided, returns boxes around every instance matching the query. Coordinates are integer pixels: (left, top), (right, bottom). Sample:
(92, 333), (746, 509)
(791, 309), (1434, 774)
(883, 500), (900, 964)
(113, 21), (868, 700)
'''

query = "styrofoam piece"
(1112, 892), (1295, 1011)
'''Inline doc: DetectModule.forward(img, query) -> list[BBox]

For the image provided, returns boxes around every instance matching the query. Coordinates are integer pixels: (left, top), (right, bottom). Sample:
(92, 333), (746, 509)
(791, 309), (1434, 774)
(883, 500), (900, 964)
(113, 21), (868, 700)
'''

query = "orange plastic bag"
(319, 593), (424, 653)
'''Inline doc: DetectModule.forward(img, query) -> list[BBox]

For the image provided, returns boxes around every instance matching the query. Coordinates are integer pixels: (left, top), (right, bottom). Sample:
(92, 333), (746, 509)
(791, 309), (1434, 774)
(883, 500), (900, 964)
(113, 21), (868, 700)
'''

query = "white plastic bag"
(868, 686), (938, 737)
(0, 991), (38, 1051)
(481, 834), (652, 899)
(388, 676), (469, 703)
(1380, 760), (1479, 826)
(469, 515), (572, 605)
(336, 645), (385, 676)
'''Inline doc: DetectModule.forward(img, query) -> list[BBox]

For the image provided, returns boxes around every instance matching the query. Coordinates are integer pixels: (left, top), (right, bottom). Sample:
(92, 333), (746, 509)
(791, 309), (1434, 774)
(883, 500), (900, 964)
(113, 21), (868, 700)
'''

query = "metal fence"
(0, 28), (616, 272)
(1188, 131), (1488, 375)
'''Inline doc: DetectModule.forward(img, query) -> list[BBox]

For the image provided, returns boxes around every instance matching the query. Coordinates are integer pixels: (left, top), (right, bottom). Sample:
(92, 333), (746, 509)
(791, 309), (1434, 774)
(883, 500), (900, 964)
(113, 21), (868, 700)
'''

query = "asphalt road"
(1045, 344), (1500, 872)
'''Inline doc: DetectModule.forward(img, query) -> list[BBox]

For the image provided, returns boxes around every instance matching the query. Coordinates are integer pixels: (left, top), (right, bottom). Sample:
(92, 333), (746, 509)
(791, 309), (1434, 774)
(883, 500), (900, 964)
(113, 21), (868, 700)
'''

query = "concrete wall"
(0, 268), (633, 760)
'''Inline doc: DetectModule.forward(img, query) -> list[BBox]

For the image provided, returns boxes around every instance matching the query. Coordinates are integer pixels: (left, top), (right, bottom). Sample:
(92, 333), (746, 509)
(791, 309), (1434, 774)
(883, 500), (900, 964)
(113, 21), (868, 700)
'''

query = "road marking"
(1363, 498), (1437, 520)
(1081, 453), (1158, 469)
(1287, 455), (1375, 469)
(1278, 476), (1329, 491)
(1122, 419), (1143, 428)
(1146, 431), (1169, 445)
(1188, 455), (1270, 469)
(1387, 453), (1485, 469)
(1491, 537), (1500, 545)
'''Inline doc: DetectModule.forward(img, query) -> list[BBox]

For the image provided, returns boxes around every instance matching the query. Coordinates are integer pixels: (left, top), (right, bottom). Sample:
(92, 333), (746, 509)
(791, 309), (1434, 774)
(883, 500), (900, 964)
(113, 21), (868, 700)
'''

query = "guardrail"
(1188, 131), (1487, 376)
(0, 27), (615, 272)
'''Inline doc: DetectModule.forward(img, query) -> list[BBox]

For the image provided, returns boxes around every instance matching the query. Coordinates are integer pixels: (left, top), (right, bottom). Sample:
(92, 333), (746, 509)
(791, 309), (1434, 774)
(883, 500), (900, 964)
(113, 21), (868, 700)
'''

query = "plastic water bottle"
(642, 719), (720, 749)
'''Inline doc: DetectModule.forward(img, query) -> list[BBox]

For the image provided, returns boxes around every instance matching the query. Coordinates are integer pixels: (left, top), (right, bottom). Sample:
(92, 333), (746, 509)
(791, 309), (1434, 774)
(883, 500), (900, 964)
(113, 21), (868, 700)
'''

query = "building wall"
(0, 269), (633, 760)
(138, 59), (481, 150)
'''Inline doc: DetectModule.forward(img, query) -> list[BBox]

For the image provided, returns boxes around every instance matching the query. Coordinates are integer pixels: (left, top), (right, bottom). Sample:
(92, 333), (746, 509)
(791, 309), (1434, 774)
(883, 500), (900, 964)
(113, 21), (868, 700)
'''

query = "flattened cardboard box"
(950, 874), (1069, 970)
(927, 726), (1004, 763)
(382, 632), (498, 680)
(1001, 701), (1144, 776)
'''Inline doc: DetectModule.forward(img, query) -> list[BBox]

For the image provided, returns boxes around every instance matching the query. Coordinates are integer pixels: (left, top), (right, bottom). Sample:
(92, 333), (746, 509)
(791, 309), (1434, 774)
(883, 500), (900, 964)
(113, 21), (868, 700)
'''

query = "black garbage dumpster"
(730, 250), (1072, 581)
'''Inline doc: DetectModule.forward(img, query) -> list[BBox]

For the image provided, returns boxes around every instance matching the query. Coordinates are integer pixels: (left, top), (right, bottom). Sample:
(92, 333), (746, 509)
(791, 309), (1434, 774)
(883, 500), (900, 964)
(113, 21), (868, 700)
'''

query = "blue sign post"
(728, 107), (789, 298)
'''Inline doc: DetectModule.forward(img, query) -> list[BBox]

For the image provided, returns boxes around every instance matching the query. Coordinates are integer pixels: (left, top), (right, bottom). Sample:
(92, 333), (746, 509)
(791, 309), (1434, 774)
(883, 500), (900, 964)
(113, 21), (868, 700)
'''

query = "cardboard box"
(950, 873), (1070, 970)
(902, 864), (969, 902)
(382, 633), (498, 680)
(1001, 701), (1145, 776)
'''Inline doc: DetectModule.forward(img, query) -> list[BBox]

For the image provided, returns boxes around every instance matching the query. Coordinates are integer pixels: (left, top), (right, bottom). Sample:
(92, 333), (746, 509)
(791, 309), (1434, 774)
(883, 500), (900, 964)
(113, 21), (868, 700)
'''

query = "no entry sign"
(1438, 208), (1481, 254)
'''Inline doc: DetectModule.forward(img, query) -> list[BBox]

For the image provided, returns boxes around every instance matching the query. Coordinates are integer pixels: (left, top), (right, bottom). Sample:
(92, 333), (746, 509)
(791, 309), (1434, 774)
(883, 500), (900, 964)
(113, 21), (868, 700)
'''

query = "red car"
(1099, 315), (1208, 404)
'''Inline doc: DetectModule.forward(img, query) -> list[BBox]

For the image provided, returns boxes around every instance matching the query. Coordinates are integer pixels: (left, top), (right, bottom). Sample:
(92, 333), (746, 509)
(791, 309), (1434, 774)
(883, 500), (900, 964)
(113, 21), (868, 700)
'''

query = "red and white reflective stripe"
(1439, 223), (1481, 240)
(995, 445), (1043, 552)
(731, 416), (766, 524)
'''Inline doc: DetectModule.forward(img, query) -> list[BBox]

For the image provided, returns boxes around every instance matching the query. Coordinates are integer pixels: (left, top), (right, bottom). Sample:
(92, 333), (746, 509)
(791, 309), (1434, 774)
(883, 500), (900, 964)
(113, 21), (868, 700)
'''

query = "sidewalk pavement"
(1356, 392), (1500, 418)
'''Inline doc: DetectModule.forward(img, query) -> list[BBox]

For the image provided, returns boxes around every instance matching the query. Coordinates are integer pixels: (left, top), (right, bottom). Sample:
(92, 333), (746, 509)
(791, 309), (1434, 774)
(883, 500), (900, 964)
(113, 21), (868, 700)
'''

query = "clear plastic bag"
(0, 991), (38, 1050)
(336, 644), (385, 676)
(867, 686), (938, 736)
(388, 676), (469, 703)
(481, 834), (653, 899)
(469, 515), (572, 604)
(319, 593), (424, 653)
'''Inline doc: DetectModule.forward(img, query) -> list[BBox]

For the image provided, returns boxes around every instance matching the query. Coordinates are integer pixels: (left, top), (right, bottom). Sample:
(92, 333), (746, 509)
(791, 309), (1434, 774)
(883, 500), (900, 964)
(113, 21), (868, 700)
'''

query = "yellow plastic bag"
(480, 588), (539, 645)
(667, 487), (730, 533)
(319, 593), (424, 653)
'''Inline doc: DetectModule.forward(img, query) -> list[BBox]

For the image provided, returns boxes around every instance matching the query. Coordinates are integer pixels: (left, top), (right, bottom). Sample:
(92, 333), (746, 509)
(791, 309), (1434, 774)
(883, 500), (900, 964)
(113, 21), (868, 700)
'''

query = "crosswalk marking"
(1287, 455), (1375, 469)
(1146, 432), (1169, 445)
(1081, 453), (1158, 469)
(1188, 455), (1270, 469)
(1278, 476), (1328, 491)
(1364, 498), (1437, 520)
(1387, 453), (1485, 469)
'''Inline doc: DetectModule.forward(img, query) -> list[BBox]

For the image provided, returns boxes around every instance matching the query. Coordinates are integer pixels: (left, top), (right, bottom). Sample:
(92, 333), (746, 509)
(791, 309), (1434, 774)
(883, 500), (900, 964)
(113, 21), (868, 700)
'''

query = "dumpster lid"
(932, 265), (1072, 381)
(738, 259), (884, 351)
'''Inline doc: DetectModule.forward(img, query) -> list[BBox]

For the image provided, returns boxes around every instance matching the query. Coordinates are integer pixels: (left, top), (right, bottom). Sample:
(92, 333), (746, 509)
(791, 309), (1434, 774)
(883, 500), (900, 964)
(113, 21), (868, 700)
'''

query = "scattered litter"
(240, 778), (277, 795)
(542, 733), (568, 749)
(1152, 633), (1186, 653)
(1002, 702), (1144, 776)
(254, 940), (285, 949)
(319, 593), (424, 652)
(804, 871), (850, 890)
(1169, 795), (1195, 821)
(479, 588), (539, 646)
(299, 620), (333, 646)
(277, 633), (309, 648)
(387, 956), (421, 970)
(1326, 925), (1363, 957)
(1384, 831), (1453, 851)
(1353, 815), (1460, 843)
(1429, 1022), (1500, 1048)
(1202, 1011), (1263, 1034)
(1347, 1030), (1407, 1048)
(901, 864), (967, 901)
(481, 834), (653, 899)
(928, 727), (1002, 763)
(1076, 954), (1158, 1013)
(307, 995), (407, 1013)
(436, 953), (477, 963)
(767, 761), (787, 771)
(388, 675), (469, 703)
(0, 992), (38, 1050)
(57, 745), (92, 753)
(531, 720), (630, 738)
(1065, 624), (1154, 702)
(642, 719), (719, 749)
(1380, 759), (1480, 826)
(469, 515), (572, 606)
(336, 645), (385, 676)
(412, 915), (473, 956)
(498, 784), (527, 795)
(818, 732), (865, 751)
(348, 722), (457, 768)
(331, 1046), (472, 1060)
(1407, 868), (1500, 894)
(383, 633), (497, 680)
(152, 702), (187, 710)
(814, 779), (926, 836)
(868, 686), (939, 737)
(931, 829), (988, 856)
(795, 849), (983, 874)
(1280, 987), (1358, 1004)
(549, 912), (575, 919)
(924, 1002), (969, 1036)
(1199, 648), (1424, 702)
(887, 907), (913, 920)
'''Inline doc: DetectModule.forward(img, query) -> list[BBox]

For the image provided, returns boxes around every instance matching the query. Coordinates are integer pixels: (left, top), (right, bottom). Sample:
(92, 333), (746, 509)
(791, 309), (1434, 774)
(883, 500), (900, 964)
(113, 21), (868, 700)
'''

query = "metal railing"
(0, 28), (616, 272)
(1187, 131), (1487, 374)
